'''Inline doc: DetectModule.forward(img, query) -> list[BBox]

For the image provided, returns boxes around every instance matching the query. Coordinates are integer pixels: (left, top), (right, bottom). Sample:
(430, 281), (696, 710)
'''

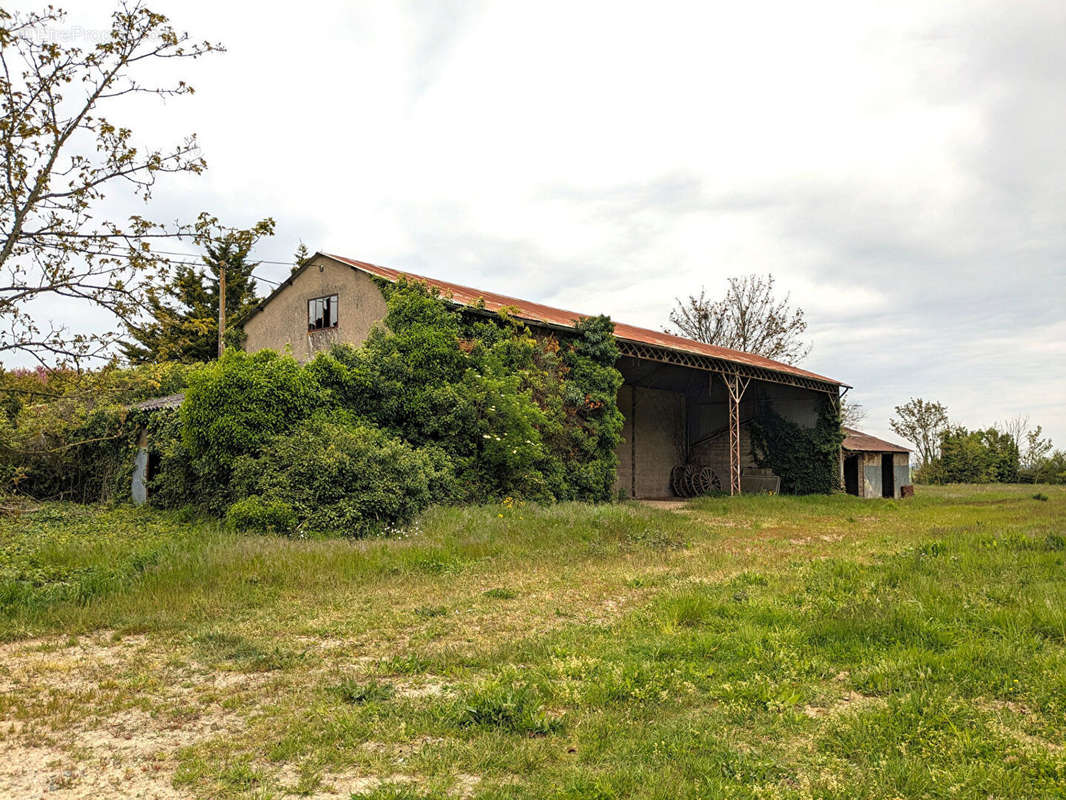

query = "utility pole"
(217, 260), (226, 359)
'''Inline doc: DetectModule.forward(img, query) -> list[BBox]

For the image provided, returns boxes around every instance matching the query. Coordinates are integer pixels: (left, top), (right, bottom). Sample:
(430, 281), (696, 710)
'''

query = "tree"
(667, 274), (810, 363)
(996, 416), (1053, 482)
(292, 242), (311, 274)
(122, 221), (274, 363)
(0, 4), (222, 364)
(982, 427), (1020, 483)
(937, 426), (1019, 484)
(889, 397), (948, 468)
(840, 396), (866, 428)
(1000, 414), (1029, 453)
(1022, 426), (1053, 479)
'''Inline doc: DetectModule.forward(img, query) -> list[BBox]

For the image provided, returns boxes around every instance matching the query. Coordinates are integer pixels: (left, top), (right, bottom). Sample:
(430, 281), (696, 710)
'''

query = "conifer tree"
(123, 222), (273, 363)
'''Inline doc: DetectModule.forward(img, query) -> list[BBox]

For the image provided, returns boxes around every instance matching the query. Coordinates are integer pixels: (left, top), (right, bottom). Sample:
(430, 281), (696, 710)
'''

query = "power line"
(29, 241), (299, 267)
(122, 247), (299, 266)
(26, 241), (291, 285)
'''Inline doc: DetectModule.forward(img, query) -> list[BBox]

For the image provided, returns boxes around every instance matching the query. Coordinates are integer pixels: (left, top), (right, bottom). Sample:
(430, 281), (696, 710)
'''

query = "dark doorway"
(881, 453), (895, 498)
(844, 455), (859, 496)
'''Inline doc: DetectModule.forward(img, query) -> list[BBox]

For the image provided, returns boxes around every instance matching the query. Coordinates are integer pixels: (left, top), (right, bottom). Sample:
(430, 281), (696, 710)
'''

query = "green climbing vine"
(749, 392), (843, 494)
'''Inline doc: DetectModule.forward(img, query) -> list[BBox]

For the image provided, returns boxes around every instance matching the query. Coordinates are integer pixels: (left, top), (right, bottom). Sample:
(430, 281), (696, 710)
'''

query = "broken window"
(308, 295), (338, 331)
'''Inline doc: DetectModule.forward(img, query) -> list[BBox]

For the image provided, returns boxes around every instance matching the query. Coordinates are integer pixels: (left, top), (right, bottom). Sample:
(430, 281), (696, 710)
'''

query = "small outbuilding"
(841, 427), (911, 499)
(128, 393), (184, 506)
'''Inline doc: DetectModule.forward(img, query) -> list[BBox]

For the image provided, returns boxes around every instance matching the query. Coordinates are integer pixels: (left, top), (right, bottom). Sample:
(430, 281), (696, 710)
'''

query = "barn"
(841, 427), (912, 499)
(243, 252), (849, 499)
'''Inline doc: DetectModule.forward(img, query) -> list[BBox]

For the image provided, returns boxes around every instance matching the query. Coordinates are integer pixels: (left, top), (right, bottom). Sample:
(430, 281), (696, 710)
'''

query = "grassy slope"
(1, 484), (1064, 799)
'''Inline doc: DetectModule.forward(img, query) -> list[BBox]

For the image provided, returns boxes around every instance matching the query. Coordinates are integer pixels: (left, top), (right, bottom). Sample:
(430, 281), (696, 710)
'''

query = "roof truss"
(615, 339), (840, 395)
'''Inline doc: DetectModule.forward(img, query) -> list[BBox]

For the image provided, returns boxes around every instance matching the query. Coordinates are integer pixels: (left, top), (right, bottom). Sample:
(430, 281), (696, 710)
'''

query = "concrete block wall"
(613, 384), (685, 499)
(688, 423), (757, 490)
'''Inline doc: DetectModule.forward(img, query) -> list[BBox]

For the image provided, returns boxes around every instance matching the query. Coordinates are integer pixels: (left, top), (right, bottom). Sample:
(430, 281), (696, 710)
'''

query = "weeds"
(446, 677), (559, 735)
(329, 678), (395, 705)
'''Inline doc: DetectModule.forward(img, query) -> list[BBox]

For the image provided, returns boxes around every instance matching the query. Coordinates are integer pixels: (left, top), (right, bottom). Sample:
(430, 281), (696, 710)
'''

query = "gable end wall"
(244, 256), (388, 361)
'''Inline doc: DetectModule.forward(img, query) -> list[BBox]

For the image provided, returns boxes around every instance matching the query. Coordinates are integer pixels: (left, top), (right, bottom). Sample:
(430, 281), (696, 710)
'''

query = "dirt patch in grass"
(0, 632), (257, 799)
(802, 689), (884, 719)
(0, 705), (243, 800)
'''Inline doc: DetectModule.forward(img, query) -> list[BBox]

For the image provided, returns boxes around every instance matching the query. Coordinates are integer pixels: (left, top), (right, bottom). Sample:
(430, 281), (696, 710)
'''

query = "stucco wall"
(244, 255), (388, 361)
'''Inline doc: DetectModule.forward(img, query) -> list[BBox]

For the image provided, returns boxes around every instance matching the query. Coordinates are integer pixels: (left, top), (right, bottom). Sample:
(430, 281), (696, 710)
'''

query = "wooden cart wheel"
(670, 465), (687, 497)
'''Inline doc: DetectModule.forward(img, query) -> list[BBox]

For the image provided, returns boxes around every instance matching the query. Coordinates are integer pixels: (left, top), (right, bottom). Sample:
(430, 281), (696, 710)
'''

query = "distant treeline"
(914, 425), (1064, 485)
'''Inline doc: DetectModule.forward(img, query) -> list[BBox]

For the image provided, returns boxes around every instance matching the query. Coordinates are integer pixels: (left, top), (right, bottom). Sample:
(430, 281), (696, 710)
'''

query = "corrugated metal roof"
(842, 427), (910, 453)
(130, 393), (185, 411)
(325, 254), (844, 387)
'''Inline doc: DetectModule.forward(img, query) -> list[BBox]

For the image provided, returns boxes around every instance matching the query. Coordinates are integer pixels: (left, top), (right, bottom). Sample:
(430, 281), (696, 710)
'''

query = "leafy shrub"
(4, 280), (627, 534)
(308, 279), (623, 504)
(230, 418), (449, 537)
(0, 363), (192, 501)
(225, 497), (297, 533)
(933, 426), (1020, 484)
(182, 350), (321, 461)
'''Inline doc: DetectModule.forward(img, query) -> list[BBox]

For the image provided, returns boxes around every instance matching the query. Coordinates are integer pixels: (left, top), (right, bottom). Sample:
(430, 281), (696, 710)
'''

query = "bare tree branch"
(0, 3), (225, 363)
(666, 274), (811, 364)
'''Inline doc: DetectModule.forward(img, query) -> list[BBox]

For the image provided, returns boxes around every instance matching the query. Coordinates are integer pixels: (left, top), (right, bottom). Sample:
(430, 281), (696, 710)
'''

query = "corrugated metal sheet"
(130, 393), (185, 411)
(326, 254), (844, 386)
(842, 427), (910, 453)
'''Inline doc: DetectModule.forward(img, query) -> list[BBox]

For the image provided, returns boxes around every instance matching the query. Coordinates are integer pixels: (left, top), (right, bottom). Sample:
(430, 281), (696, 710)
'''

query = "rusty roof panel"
(326, 254), (844, 387)
(842, 427), (910, 453)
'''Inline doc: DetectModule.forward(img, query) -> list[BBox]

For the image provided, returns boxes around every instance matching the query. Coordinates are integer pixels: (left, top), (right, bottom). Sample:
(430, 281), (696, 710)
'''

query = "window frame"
(307, 294), (339, 332)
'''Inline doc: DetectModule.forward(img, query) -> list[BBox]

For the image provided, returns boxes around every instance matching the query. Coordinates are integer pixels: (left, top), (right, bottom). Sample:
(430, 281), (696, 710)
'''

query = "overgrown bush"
(2, 280), (626, 535)
(225, 497), (298, 534)
(923, 426), (1020, 484)
(307, 279), (623, 504)
(0, 363), (192, 501)
(182, 349), (323, 473)
(229, 418), (449, 536)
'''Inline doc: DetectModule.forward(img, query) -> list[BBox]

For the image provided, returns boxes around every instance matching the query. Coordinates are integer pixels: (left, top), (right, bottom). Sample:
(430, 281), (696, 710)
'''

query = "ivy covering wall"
(749, 392), (843, 494)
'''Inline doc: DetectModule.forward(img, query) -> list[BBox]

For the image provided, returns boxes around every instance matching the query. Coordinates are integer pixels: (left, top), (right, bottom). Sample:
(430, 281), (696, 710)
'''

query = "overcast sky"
(14, 0), (1066, 449)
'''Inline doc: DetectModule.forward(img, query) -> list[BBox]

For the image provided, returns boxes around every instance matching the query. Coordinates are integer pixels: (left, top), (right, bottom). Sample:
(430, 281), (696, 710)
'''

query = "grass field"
(1, 485), (1064, 799)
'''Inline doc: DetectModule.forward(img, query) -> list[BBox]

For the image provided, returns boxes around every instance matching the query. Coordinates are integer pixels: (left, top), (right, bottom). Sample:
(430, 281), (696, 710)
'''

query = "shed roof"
(130, 393), (185, 411)
(282, 253), (843, 387)
(842, 427), (910, 453)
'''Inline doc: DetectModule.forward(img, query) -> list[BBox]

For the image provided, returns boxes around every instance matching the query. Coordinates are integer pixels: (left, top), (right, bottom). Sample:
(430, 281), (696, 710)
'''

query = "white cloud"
(9, 0), (1066, 446)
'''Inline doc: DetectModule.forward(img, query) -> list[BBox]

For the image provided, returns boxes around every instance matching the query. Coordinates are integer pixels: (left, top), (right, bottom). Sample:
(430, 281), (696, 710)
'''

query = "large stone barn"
(244, 253), (849, 499)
